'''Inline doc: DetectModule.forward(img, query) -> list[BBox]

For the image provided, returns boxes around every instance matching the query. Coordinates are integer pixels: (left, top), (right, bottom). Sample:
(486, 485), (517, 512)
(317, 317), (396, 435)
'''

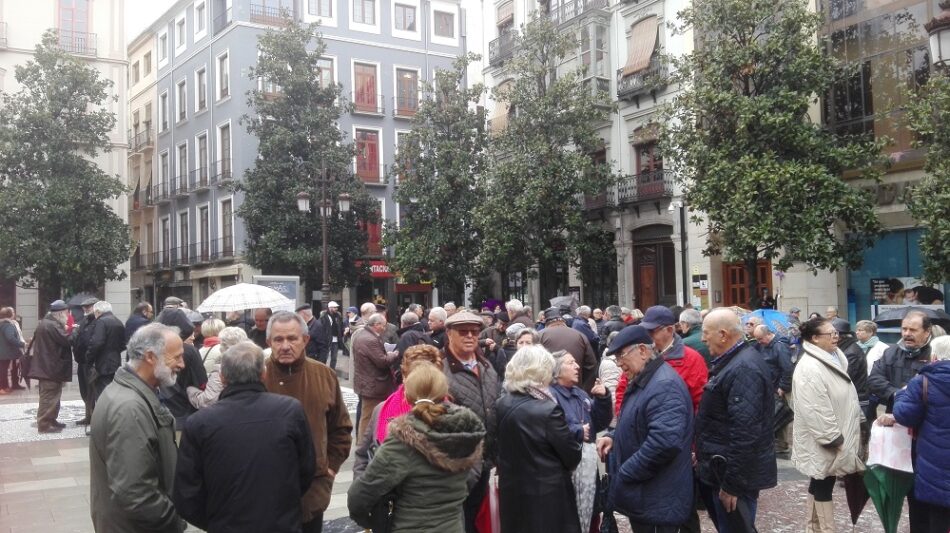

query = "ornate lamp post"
(928, 1), (950, 68)
(297, 168), (352, 310)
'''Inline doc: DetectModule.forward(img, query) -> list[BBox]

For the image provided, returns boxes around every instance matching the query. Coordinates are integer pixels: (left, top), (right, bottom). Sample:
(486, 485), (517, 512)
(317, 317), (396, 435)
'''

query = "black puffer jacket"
(87, 312), (126, 377)
(442, 347), (500, 466)
(696, 341), (777, 497)
(868, 341), (932, 407)
(837, 335), (869, 403)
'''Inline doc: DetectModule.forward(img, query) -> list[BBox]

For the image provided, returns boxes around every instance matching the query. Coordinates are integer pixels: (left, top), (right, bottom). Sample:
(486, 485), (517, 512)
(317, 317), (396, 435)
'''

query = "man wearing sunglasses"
(442, 310), (502, 533)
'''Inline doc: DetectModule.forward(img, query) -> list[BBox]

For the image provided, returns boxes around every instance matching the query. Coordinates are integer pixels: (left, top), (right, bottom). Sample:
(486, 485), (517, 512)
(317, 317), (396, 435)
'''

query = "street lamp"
(297, 168), (351, 310)
(928, 1), (950, 68)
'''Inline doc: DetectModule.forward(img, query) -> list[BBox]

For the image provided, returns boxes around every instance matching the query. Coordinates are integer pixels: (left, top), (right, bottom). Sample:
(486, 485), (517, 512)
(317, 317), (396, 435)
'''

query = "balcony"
(583, 190), (616, 210)
(58, 29), (97, 56)
(213, 7), (233, 35)
(170, 177), (189, 197)
(0, 22), (7, 48)
(583, 76), (611, 102)
(152, 182), (172, 204)
(357, 164), (386, 185)
(190, 167), (211, 191)
(128, 128), (154, 153)
(617, 57), (668, 101)
(250, 3), (295, 26)
(130, 186), (154, 211)
(212, 159), (233, 185)
(548, 0), (608, 26)
(393, 96), (419, 119)
(208, 238), (237, 262)
(131, 251), (146, 271)
(352, 92), (385, 115)
(617, 169), (674, 204)
(489, 31), (517, 67)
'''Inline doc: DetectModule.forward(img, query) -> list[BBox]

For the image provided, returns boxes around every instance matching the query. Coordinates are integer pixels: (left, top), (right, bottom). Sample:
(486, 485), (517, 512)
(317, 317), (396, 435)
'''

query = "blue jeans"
(699, 482), (758, 533)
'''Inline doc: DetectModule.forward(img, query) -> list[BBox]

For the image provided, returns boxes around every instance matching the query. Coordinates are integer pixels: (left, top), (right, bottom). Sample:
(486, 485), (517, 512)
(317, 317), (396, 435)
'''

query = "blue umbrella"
(744, 309), (791, 336)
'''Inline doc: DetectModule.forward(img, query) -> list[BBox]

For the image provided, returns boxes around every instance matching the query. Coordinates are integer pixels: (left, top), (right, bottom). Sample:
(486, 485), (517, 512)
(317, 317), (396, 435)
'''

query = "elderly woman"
(348, 362), (485, 532)
(792, 317), (864, 532)
(551, 350), (612, 531)
(0, 307), (25, 394)
(496, 345), (582, 533)
(890, 335), (950, 533)
(187, 326), (248, 409)
(515, 327), (540, 348)
(199, 318), (227, 373)
(353, 344), (444, 478)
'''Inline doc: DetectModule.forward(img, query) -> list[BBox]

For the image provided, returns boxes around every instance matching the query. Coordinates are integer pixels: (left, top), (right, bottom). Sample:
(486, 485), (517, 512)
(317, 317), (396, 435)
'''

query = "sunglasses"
(453, 329), (481, 337)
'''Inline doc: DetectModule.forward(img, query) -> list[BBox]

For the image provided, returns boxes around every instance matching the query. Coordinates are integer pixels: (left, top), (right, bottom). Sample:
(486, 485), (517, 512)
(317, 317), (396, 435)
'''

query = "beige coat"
(791, 341), (865, 479)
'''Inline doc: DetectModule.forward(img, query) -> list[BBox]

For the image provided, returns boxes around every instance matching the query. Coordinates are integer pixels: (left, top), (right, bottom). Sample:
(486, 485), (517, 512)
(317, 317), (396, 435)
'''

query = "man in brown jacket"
(351, 313), (398, 442)
(264, 311), (353, 533)
(539, 307), (599, 393)
(28, 300), (73, 433)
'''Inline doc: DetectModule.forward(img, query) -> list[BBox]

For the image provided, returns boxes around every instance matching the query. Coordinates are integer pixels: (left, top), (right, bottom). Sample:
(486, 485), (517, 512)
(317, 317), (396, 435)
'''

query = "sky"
(127, 0), (178, 43)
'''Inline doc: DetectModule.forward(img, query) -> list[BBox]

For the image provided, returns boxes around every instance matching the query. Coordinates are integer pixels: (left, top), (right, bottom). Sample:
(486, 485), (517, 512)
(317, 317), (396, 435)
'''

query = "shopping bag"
(475, 468), (501, 533)
(867, 421), (914, 473)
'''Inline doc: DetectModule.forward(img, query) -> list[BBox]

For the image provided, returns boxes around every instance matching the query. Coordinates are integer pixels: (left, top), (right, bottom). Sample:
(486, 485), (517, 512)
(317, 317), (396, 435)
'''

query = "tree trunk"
(745, 255), (759, 310)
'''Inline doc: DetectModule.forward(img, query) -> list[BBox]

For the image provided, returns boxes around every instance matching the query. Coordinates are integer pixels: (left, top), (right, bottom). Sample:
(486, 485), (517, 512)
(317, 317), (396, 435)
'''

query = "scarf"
(857, 336), (879, 353)
(376, 385), (411, 443)
(525, 385), (555, 402)
(202, 336), (220, 349)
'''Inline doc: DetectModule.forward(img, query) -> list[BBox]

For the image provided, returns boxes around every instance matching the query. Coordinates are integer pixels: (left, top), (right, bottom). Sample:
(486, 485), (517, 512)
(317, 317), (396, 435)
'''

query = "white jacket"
(865, 341), (888, 375)
(791, 341), (865, 479)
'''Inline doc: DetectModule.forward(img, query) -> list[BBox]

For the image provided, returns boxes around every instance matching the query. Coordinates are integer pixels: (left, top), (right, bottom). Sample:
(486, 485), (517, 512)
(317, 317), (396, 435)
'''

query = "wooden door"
(354, 63), (377, 113)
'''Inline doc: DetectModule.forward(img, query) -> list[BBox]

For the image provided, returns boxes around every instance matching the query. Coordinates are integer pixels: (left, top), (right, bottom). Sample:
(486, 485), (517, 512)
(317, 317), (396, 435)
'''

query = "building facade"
(0, 0), (130, 334)
(130, 0), (465, 312)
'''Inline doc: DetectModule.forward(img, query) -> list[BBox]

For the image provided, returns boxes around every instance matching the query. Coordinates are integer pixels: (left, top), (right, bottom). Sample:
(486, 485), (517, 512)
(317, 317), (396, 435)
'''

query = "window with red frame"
(355, 129), (380, 181)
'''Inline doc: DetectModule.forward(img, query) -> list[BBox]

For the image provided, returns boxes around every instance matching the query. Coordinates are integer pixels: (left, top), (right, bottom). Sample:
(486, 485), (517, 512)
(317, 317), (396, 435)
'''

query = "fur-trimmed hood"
(389, 403), (485, 474)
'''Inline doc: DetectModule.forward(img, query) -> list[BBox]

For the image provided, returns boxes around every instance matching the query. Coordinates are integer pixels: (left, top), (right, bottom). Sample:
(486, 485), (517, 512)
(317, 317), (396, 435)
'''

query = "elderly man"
(444, 301), (458, 317)
(540, 308), (599, 392)
(125, 301), (153, 342)
(442, 311), (502, 533)
(86, 300), (126, 404)
(697, 309), (776, 531)
(428, 306), (448, 349)
(506, 298), (534, 328)
(263, 311), (352, 533)
(352, 313), (399, 442)
(825, 306), (839, 319)
(395, 311), (432, 372)
(71, 297), (99, 425)
(788, 306), (802, 327)
(90, 323), (187, 532)
(320, 301), (345, 368)
(28, 300), (73, 433)
(869, 310), (932, 408)
(597, 326), (694, 532)
(641, 306), (707, 411)
(752, 324), (795, 455)
(174, 341), (316, 533)
(679, 308), (711, 365)
(249, 308), (272, 349)
(744, 315), (763, 341)
(572, 305), (600, 355)
(600, 305), (627, 343)
(296, 304), (329, 362)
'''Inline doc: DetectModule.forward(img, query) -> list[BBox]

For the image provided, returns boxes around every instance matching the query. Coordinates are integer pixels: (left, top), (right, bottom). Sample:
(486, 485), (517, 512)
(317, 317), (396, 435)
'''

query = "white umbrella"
(196, 283), (294, 313)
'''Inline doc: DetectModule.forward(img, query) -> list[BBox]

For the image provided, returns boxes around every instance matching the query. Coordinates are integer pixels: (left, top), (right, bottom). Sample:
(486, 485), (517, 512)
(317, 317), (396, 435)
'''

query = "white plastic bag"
(867, 421), (914, 473)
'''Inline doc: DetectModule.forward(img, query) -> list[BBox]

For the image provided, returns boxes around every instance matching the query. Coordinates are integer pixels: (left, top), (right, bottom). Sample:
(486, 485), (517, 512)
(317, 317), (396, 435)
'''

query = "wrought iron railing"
(489, 30), (517, 67)
(616, 57), (668, 99)
(58, 29), (97, 56)
(250, 3), (295, 25)
(213, 7), (233, 35)
(617, 169), (674, 203)
(548, 0), (608, 25)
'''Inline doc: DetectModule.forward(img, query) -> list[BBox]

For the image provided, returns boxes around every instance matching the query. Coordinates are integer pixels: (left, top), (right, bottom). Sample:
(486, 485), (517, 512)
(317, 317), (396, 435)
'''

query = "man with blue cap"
(596, 325), (694, 532)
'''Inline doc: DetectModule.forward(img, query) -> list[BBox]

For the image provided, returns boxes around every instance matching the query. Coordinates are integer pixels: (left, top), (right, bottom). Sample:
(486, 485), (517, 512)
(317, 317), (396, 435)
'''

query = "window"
(179, 211), (190, 259)
(395, 68), (418, 116)
(581, 24), (608, 79)
(175, 13), (187, 54)
(622, 16), (658, 77)
(218, 123), (232, 179)
(161, 218), (171, 264)
(159, 92), (169, 131)
(434, 10), (454, 38)
(353, 0), (375, 24)
(355, 128), (380, 181)
(195, 1), (208, 38)
(177, 143), (188, 191)
(132, 61), (140, 84)
(496, 1), (513, 28)
(394, 3), (416, 31)
(309, 0), (332, 16)
(354, 62), (378, 113)
(176, 80), (187, 122)
(198, 205), (210, 260)
(159, 151), (169, 190)
(144, 103), (152, 128)
(158, 32), (169, 65)
(196, 68), (207, 111)
(317, 57), (335, 87)
(197, 133), (209, 185)
(221, 199), (234, 255)
(59, 0), (90, 53)
(217, 52), (230, 99)
(143, 52), (152, 75)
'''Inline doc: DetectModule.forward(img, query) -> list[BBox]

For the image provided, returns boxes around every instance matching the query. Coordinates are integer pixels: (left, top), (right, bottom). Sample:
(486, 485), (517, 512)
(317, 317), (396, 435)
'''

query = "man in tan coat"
(264, 311), (353, 533)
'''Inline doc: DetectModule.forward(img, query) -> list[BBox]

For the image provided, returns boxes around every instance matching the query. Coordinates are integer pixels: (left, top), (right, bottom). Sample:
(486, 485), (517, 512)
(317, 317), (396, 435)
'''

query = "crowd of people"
(3, 294), (949, 533)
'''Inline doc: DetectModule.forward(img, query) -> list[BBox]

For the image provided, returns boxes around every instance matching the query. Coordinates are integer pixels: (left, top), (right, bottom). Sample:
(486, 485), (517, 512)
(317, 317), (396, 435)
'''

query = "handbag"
(773, 396), (793, 433)
(18, 337), (35, 389)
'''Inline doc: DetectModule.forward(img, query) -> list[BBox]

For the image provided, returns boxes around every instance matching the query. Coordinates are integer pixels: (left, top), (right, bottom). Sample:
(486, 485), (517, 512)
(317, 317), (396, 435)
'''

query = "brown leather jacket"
(352, 327), (398, 400)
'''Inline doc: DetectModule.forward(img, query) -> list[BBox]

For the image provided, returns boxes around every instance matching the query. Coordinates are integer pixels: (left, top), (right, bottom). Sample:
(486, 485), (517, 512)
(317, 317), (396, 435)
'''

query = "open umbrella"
(842, 472), (869, 527)
(873, 306), (950, 329)
(66, 292), (97, 307)
(744, 309), (792, 336)
(864, 465), (914, 533)
(196, 283), (293, 313)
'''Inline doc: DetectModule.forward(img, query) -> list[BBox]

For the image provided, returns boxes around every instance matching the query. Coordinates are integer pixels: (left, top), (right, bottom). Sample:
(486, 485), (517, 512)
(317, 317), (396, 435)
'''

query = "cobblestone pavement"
(0, 372), (908, 532)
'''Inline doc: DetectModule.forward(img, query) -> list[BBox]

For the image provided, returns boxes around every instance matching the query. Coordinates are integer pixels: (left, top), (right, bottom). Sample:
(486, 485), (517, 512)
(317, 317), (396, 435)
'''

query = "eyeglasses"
(619, 343), (653, 358)
(815, 331), (840, 338)
(453, 329), (481, 337)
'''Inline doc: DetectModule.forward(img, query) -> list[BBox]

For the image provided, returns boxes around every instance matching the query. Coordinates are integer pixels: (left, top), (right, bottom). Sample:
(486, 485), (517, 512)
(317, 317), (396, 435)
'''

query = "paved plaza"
(0, 374), (907, 533)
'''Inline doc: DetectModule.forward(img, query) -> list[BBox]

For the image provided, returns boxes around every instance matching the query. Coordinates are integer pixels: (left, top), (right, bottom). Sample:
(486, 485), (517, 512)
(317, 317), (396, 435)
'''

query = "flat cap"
(80, 297), (99, 307)
(444, 310), (484, 328)
(49, 300), (68, 312)
(605, 325), (653, 356)
(164, 296), (184, 307)
(542, 307), (563, 324)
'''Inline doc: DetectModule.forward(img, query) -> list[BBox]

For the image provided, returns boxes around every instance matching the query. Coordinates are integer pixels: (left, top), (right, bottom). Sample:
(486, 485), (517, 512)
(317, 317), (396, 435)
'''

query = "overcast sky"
(127, 1), (178, 43)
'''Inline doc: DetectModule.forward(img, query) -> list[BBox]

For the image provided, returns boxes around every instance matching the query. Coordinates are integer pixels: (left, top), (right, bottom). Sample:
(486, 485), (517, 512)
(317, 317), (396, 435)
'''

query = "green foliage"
(237, 16), (378, 288)
(661, 0), (885, 300)
(0, 31), (131, 296)
(906, 73), (950, 284)
(383, 54), (488, 294)
(476, 14), (618, 277)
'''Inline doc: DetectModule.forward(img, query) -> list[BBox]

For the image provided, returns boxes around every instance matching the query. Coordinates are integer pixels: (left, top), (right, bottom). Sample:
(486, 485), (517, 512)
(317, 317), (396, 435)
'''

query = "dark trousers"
(36, 380), (64, 429)
(92, 374), (114, 406)
(699, 481), (759, 533)
(327, 341), (339, 370)
(908, 492), (950, 533)
(808, 476), (837, 502)
(301, 512), (323, 533)
(629, 523), (685, 533)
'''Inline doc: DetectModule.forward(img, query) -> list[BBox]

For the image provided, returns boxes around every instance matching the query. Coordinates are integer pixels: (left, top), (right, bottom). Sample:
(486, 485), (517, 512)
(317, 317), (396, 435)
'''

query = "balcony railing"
(213, 7), (233, 35)
(58, 29), (97, 56)
(548, 0), (608, 25)
(489, 30), (517, 67)
(152, 182), (172, 204)
(352, 92), (385, 115)
(583, 76), (611, 100)
(583, 190), (617, 210)
(357, 164), (386, 184)
(128, 128), (154, 152)
(130, 185), (155, 211)
(131, 251), (146, 271)
(148, 238), (236, 271)
(212, 158), (233, 185)
(393, 96), (419, 118)
(190, 167), (211, 190)
(617, 57), (668, 100)
(618, 169), (674, 204)
(171, 177), (189, 197)
(0, 22), (8, 48)
(250, 3), (295, 25)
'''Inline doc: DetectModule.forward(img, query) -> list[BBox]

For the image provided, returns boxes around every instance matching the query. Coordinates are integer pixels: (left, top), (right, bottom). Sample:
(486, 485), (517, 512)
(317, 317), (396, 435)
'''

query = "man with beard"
(89, 323), (187, 533)
(28, 300), (73, 433)
(157, 308), (208, 428)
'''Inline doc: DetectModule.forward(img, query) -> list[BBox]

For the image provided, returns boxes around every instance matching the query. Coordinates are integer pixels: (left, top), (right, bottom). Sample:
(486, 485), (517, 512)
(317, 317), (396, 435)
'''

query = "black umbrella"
(66, 292), (97, 307)
(873, 306), (950, 329)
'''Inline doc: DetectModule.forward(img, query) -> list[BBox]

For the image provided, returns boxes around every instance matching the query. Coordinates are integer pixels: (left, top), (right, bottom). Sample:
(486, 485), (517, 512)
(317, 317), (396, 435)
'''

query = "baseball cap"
(328, 301), (339, 308)
(639, 305), (676, 331)
(606, 325), (653, 356)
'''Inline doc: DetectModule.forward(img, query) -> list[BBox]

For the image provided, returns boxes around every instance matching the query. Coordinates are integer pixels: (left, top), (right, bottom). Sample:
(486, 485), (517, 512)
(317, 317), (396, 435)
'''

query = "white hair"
(931, 336), (950, 362)
(127, 323), (178, 367)
(504, 345), (554, 393)
(360, 302), (377, 317)
(218, 326), (249, 353)
(401, 311), (419, 327)
(366, 313), (387, 327)
(266, 311), (307, 339)
(576, 306), (591, 318)
(680, 308), (702, 327)
(92, 301), (112, 314)
(506, 299), (524, 316)
(221, 341), (264, 385)
(444, 302), (456, 311)
(429, 307), (447, 322)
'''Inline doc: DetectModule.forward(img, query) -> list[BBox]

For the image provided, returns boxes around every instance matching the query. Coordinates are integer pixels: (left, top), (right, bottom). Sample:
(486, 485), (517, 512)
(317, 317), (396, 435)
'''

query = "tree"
(475, 14), (617, 281)
(0, 31), (131, 299)
(383, 54), (488, 298)
(660, 0), (886, 306)
(237, 16), (377, 290)
(906, 73), (950, 284)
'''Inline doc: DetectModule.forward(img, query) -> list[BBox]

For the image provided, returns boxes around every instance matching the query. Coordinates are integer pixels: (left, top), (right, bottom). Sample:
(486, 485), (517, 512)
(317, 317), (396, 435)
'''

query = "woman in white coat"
(792, 317), (864, 533)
